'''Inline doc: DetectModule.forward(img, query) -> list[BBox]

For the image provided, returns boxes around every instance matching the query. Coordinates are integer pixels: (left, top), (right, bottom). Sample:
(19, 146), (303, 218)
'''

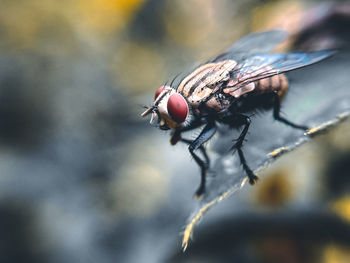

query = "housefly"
(141, 31), (334, 198)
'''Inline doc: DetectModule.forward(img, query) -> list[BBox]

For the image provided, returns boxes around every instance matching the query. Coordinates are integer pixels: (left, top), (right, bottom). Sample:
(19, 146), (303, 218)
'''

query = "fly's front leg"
(231, 114), (259, 185)
(170, 117), (203, 146)
(189, 121), (216, 198)
(273, 91), (309, 131)
(180, 138), (210, 169)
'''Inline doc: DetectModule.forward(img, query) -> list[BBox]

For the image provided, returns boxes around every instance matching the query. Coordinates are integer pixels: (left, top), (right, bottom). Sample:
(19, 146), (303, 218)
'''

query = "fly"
(141, 30), (334, 198)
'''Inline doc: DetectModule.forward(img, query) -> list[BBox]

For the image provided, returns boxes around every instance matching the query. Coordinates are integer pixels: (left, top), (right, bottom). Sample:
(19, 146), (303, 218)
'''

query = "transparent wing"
(224, 50), (335, 92)
(211, 30), (288, 62)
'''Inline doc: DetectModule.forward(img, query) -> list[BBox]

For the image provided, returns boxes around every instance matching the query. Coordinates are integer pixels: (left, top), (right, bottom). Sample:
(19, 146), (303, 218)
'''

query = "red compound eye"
(167, 93), (188, 123)
(154, 86), (165, 99)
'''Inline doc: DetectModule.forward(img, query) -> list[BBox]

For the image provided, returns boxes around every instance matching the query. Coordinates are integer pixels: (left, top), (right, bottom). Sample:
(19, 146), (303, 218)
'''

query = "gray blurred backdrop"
(0, 1), (349, 263)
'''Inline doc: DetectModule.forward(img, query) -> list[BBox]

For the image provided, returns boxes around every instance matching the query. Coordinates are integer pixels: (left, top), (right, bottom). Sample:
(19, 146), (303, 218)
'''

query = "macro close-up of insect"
(1, 1), (350, 262)
(142, 30), (334, 198)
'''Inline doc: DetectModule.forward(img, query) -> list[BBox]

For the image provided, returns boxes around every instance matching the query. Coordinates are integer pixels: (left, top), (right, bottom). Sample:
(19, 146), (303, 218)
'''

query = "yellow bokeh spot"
(77, 0), (146, 34)
(323, 244), (350, 263)
(163, 0), (215, 46)
(254, 170), (293, 207)
(251, 1), (303, 32)
(112, 43), (165, 94)
(251, 0), (304, 51)
(0, 1), (66, 50)
(332, 196), (350, 223)
(0, 0), (146, 50)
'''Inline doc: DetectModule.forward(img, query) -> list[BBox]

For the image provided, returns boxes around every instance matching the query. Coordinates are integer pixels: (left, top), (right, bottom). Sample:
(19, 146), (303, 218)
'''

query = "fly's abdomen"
(254, 73), (288, 99)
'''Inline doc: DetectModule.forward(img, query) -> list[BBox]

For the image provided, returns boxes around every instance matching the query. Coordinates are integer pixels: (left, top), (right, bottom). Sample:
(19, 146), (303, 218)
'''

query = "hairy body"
(142, 31), (333, 197)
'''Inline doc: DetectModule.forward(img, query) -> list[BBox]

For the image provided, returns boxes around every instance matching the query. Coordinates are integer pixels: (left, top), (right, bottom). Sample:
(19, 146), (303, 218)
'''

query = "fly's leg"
(188, 121), (216, 198)
(231, 115), (259, 185)
(180, 138), (210, 169)
(237, 147), (259, 185)
(169, 118), (212, 197)
(170, 117), (203, 146)
(273, 91), (309, 130)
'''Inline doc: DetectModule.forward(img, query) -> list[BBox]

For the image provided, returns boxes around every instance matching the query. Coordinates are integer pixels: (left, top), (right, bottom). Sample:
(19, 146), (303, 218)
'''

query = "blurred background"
(0, 0), (349, 262)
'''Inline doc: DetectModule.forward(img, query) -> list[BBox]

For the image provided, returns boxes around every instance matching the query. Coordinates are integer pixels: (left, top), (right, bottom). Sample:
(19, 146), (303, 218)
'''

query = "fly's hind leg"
(237, 147), (259, 185)
(273, 91), (309, 131)
(230, 114), (259, 185)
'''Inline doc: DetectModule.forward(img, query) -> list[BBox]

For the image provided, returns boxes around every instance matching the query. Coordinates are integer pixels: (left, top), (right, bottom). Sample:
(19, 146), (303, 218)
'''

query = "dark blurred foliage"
(0, 55), (52, 150)
(0, 1), (349, 263)
(326, 150), (350, 196)
(290, 3), (350, 50)
(0, 201), (45, 263)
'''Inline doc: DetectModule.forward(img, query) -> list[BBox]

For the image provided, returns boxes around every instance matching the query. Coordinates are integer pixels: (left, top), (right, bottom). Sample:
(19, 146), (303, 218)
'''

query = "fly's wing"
(223, 50), (335, 95)
(211, 30), (288, 62)
(178, 31), (286, 96)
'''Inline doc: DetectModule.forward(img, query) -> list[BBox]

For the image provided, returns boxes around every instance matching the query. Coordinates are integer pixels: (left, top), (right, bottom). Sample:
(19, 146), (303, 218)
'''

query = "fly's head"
(141, 85), (188, 130)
